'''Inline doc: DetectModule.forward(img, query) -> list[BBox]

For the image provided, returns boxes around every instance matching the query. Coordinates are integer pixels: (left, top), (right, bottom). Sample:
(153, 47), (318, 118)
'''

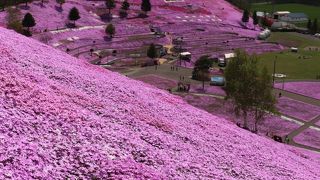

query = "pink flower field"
(1, 26), (320, 179)
(294, 128), (320, 149)
(277, 97), (320, 121)
(134, 75), (177, 90)
(180, 94), (301, 137)
(275, 82), (320, 100)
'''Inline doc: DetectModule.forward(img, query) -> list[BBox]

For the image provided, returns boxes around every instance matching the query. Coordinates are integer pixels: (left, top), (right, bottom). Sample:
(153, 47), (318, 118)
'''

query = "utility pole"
(272, 55), (277, 85)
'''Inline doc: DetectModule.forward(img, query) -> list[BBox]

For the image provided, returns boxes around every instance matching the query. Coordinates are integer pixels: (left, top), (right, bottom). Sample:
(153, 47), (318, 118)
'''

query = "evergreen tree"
(56, 0), (65, 8)
(105, 23), (115, 38)
(68, 7), (80, 26)
(22, 12), (36, 32)
(0, 1), (5, 11)
(141, 0), (151, 15)
(119, 0), (130, 18)
(24, 0), (32, 7)
(307, 19), (312, 32)
(312, 18), (318, 34)
(105, 0), (116, 15)
(121, 0), (130, 11)
(147, 43), (157, 59)
(241, 9), (250, 25)
(252, 10), (259, 28)
(192, 55), (213, 90)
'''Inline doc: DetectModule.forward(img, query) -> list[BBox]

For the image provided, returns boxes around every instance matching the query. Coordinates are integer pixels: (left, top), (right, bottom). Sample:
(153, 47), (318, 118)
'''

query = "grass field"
(267, 32), (320, 48)
(251, 3), (320, 20)
(257, 32), (320, 80)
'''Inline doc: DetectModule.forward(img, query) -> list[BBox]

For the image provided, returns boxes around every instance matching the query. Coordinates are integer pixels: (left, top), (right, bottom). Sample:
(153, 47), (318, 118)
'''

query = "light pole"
(272, 55), (277, 85)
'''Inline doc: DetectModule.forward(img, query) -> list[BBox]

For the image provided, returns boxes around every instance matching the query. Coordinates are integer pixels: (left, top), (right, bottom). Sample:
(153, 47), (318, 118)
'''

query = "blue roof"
(211, 76), (225, 83)
(288, 13), (308, 19)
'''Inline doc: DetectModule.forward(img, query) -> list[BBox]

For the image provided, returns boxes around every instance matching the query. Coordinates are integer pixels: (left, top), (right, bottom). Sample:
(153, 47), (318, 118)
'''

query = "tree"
(224, 50), (258, 129)
(105, 0), (116, 15)
(56, 0), (65, 8)
(224, 50), (276, 131)
(6, 7), (23, 34)
(105, 23), (115, 38)
(121, 0), (130, 11)
(119, 0), (130, 18)
(241, 9), (250, 25)
(307, 19), (312, 32)
(0, 1), (5, 11)
(252, 10), (259, 28)
(147, 43), (157, 59)
(192, 55), (213, 90)
(312, 18), (318, 34)
(252, 66), (276, 132)
(24, 0), (33, 7)
(141, 0), (151, 15)
(22, 12), (36, 32)
(68, 7), (80, 26)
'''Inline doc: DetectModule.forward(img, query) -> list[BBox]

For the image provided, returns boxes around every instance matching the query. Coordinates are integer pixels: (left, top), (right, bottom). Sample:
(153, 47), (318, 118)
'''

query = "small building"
(256, 11), (270, 19)
(210, 76), (225, 86)
(179, 52), (191, 62)
(280, 13), (308, 22)
(270, 21), (296, 31)
(291, 47), (298, 53)
(224, 53), (236, 59)
(154, 44), (167, 57)
(273, 11), (290, 20)
(258, 28), (271, 40)
(218, 58), (226, 67)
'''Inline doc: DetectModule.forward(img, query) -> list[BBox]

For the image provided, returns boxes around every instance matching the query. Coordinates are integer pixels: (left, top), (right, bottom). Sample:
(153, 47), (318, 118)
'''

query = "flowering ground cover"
(189, 84), (226, 96)
(275, 82), (320, 100)
(1, 27), (320, 179)
(0, 0), (282, 68)
(277, 97), (320, 121)
(294, 128), (320, 149)
(134, 75), (177, 90)
(180, 94), (301, 137)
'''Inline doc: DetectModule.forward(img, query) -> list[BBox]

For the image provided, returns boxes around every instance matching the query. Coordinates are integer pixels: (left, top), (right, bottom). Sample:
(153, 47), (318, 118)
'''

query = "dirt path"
(286, 115), (320, 152)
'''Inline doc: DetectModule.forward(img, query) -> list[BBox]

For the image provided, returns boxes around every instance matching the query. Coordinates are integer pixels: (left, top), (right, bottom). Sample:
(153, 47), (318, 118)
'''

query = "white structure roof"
(180, 52), (191, 56)
(224, 53), (236, 59)
(274, 11), (290, 15)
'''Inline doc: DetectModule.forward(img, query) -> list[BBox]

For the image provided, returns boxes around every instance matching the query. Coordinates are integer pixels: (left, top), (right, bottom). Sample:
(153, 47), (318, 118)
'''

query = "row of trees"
(10, 6), (81, 36)
(105, 0), (151, 18)
(307, 19), (318, 34)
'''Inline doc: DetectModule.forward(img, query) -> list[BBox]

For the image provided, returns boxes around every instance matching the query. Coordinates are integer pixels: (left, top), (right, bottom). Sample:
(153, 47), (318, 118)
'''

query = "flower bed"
(277, 97), (320, 121)
(294, 128), (320, 149)
(275, 82), (320, 100)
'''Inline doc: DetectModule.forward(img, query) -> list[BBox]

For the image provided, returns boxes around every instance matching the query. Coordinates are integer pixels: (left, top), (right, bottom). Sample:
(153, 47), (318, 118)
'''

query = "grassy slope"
(251, 3), (320, 20)
(258, 32), (320, 80)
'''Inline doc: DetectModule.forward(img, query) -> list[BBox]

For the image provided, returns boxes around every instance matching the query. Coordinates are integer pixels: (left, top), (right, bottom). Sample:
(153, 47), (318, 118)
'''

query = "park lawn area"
(267, 32), (320, 48)
(257, 50), (320, 80)
(251, 3), (320, 20)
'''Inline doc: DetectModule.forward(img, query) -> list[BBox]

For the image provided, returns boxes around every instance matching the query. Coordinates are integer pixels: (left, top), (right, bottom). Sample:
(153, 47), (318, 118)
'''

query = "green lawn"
(258, 50), (320, 80)
(251, 3), (320, 20)
(258, 32), (320, 80)
(267, 32), (320, 48)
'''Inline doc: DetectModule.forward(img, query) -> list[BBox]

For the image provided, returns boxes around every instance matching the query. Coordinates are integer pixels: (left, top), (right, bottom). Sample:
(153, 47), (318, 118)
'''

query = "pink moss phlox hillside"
(0, 6), (319, 180)
(275, 82), (320, 100)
